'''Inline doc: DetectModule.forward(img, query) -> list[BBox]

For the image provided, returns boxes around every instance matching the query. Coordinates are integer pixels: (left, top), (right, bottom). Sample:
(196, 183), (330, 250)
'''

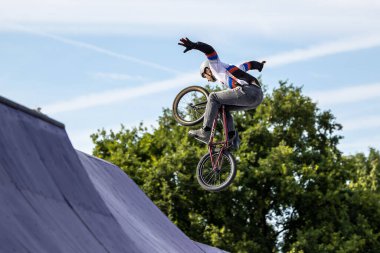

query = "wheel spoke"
(175, 89), (207, 124)
(199, 152), (234, 188)
(213, 172), (218, 186)
(206, 172), (216, 185)
(203, 169), (214, 182)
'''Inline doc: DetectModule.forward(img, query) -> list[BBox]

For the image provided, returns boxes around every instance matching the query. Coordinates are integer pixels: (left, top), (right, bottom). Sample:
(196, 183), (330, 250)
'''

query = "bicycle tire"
(172, 86), (209, 126)
(196, 150), (237, 192)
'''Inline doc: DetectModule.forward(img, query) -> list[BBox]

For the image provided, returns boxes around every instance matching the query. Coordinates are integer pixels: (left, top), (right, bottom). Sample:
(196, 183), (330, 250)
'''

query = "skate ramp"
(0, 95), (227, 253)
(77, 151), (228, 252)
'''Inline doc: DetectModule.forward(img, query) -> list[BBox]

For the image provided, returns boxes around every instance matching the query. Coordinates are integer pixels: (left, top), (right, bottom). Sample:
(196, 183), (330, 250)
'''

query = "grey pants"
(203, 85), (263, 131)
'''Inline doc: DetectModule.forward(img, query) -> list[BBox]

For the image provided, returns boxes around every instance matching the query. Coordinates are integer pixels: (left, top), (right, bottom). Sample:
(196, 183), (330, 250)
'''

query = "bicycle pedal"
(194, 136), (209, 145)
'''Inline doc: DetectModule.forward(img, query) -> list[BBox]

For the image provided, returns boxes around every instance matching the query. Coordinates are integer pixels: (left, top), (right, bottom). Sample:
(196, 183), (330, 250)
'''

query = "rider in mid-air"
(178, 37), (265, 149)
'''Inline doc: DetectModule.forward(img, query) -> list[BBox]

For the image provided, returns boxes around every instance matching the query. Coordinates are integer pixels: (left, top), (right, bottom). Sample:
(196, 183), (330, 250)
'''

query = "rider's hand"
(259, 61), (266, 72)
(178, 37), (196, 53)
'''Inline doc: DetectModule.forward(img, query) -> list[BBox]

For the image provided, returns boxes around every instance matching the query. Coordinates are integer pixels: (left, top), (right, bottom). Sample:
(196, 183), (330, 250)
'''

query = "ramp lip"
(0, 95), (65, 129)
(76, 150), (116, 167)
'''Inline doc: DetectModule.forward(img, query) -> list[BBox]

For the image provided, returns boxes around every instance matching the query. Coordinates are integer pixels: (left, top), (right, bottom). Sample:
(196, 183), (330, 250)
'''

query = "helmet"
(200, 60), (210, 77)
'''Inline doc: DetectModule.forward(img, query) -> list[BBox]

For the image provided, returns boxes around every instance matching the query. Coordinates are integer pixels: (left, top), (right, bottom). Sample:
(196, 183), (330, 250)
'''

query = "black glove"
(258, 61), (266, 72)
(178, 37), (196, 53)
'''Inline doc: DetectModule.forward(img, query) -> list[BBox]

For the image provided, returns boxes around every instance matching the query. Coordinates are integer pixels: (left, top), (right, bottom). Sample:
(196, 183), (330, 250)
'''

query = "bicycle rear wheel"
(196, 150), (236, 192)
(172, 86), (209, 126)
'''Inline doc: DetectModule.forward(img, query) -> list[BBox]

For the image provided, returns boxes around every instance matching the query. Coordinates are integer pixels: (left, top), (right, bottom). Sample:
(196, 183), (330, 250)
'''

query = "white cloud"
(265, 35), (380, 67)
(341, 116), (380, 131)
(308, 83), (380, 106)
(41, 33), (380, 115)
(6, 22), (380, 76)
(43, 72), (199, 115)
(0, 0), (379, 38)
(93, 72), (146, 81)
(2, 23), (180, 74)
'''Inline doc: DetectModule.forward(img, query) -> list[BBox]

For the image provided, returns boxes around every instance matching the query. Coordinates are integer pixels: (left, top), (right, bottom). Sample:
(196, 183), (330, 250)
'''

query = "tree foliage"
(91, 81), (380, 253)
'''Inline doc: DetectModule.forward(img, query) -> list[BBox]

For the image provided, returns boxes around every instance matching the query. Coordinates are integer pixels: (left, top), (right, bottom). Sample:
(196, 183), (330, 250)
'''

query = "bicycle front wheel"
(196, 150), (237, 192)
(172, 86), (209, 126)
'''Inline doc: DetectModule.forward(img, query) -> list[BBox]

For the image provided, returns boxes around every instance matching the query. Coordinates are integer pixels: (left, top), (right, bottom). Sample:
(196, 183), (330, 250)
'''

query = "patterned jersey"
(196, 42), (262, 89)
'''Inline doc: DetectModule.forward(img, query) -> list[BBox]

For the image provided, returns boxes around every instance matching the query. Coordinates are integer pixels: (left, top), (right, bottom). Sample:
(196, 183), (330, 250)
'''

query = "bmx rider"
(178, 37), (265, 149)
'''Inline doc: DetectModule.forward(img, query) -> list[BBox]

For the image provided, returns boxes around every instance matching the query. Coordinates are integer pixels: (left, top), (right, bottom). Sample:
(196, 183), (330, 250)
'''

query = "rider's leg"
(225, 103), (261, 141)
(189, 85), (263, 143)
(225, 110), (237, 140)
(203, 86), (262, 128)
(225, 110), (235, 132)
(189, 89), (239, 143)
(203, 87), (243, 129)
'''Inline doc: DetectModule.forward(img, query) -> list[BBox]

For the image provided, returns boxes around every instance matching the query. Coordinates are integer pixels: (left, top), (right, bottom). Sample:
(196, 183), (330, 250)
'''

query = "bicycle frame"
(208, 105), (229, 171)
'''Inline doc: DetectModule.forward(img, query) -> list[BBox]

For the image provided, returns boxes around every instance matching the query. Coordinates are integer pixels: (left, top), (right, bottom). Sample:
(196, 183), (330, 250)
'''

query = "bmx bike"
(172, 86), (237, 192)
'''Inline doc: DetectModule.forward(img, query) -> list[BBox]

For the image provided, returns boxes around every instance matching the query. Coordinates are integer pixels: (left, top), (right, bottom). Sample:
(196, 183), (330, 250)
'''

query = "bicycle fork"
(208, 106), (229, 171)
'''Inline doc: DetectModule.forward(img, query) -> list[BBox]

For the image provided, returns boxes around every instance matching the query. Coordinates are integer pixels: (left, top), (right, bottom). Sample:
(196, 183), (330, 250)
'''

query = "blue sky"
(1, 0), (379, 155)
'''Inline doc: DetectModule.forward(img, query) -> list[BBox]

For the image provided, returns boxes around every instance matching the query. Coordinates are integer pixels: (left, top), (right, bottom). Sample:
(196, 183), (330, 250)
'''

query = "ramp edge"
(0, 95), (65, 129)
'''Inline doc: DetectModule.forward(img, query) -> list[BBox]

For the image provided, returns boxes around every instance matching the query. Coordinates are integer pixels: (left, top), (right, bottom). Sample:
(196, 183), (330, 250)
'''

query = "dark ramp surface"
(77, 152), (216, 252)
(0, 96), (228, 253)
(194, 243), (229, 253)
(0, 97), (140, 252)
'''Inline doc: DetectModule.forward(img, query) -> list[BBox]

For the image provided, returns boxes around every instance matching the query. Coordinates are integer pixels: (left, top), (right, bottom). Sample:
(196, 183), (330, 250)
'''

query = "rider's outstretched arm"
(193, 42), (220, 61)
(239, 61), (266, 72)
(178, 38), (260, 85)
(178, 38), (220, 61)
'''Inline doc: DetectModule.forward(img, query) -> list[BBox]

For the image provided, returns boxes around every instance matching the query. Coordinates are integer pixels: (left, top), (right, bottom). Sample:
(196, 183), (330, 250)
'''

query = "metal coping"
(0, 95), (65, 129)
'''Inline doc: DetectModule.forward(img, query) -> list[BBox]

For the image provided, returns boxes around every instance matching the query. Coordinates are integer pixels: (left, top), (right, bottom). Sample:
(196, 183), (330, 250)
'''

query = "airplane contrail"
(3, 23), (181, 74)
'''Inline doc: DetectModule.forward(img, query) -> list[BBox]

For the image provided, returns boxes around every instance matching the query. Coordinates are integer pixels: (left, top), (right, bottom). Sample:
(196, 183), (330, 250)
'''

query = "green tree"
(92, 81), (380, 253)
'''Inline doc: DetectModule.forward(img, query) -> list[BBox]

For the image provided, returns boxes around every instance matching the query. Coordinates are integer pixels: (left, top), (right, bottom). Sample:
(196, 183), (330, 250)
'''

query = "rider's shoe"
(188, 128), (211, 144)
